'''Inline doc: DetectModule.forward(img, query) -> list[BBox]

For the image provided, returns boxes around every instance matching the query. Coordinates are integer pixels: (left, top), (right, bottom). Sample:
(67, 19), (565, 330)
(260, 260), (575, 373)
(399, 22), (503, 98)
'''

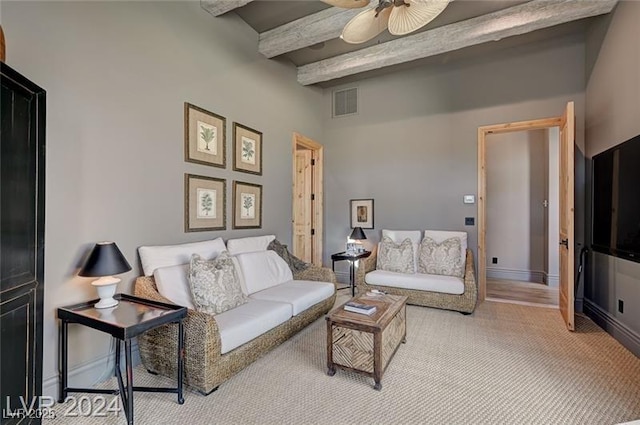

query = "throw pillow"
(377, 236), (415, 274)
(418, 237), (464, 277)
(189, 251), (248, 315)
(267, 239), (310, 273)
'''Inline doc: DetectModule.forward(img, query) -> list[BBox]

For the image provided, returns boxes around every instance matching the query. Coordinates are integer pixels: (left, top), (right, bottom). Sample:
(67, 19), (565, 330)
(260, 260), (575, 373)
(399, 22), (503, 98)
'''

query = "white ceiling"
(201, 0), (618, 86)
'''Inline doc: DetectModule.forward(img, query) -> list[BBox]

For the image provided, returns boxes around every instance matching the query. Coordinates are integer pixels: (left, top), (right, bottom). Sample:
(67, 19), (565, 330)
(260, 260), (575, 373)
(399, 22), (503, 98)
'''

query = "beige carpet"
(48, 298), (640, 424)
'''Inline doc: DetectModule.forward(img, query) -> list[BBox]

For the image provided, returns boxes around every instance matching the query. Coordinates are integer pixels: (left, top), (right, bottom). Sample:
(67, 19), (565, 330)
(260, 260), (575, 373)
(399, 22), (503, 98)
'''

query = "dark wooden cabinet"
(1, 62), (46, 425)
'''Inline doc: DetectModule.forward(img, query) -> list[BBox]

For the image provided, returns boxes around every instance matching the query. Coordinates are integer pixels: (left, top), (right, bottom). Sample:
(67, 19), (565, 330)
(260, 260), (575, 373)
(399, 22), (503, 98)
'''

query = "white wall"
(1, 1), (324, 396)
(322, 36), (586, 281)
(585, 0), (640, 354)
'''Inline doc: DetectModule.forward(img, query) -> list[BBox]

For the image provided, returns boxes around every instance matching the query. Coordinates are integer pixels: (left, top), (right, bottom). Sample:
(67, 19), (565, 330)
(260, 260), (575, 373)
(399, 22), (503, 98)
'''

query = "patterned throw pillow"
(189, 251), (248, 315)
(418, 237), (464, 277)
(377, 236), (415, 274)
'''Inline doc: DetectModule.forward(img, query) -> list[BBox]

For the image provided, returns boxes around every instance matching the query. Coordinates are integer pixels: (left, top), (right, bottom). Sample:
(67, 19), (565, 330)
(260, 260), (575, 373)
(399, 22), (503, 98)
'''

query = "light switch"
(463, 195), (475, 204)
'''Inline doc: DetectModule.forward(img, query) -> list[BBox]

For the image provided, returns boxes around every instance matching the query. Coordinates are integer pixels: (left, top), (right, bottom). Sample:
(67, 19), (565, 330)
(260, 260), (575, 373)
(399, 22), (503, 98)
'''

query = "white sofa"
(135, 235), (337, 394)
(356, 230), (477, 314)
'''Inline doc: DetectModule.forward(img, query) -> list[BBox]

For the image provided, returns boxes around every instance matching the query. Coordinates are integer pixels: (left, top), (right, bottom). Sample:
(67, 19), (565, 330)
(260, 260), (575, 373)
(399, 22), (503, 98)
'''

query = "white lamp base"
(92, 276), (120, 309)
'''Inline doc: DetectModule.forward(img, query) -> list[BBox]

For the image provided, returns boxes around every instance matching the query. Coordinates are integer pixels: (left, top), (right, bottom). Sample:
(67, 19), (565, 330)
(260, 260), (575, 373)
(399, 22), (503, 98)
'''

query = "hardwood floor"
(486, 278), (559, 308)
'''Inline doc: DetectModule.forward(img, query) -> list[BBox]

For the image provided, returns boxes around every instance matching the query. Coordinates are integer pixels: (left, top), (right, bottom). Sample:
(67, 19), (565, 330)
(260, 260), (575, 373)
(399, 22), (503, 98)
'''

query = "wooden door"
(559, 101), (575, 330)
(293, 150), (313, 262)
(0, 62), (46, 424)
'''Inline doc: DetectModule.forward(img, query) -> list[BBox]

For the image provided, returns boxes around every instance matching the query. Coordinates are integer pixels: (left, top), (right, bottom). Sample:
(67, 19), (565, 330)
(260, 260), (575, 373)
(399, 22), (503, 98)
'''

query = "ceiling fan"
(322, 0), (451, 44)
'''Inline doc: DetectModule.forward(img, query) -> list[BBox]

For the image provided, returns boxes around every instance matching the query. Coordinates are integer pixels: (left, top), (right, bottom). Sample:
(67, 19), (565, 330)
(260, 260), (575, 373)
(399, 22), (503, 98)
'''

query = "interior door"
(559, 101), (575, 330)
(293, 149), (313, 262)
(0, 62), (46, 424)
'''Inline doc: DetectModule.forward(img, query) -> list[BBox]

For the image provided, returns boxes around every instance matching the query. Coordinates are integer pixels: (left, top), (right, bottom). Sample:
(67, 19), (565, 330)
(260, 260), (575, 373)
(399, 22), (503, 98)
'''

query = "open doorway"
(477, 102), (576, 330)
(292, 133), (323, 266)
(485, 128), (559, 308)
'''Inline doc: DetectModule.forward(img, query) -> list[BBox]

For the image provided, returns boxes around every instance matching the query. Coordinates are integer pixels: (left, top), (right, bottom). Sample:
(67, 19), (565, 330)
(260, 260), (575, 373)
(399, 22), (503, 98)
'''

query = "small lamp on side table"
(79, 241), (132, 309)
(348, 227), (367, 254)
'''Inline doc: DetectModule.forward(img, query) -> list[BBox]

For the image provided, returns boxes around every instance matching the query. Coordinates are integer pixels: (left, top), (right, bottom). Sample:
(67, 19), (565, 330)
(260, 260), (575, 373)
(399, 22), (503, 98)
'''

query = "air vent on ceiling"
(332, 87), (358, 118)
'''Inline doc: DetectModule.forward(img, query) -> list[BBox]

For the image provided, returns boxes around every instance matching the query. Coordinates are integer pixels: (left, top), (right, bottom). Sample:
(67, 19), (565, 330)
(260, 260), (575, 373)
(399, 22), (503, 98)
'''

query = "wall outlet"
(492, 257), (498, 264)
(465, 217), (475, 226)
(618, 299), (624, 314)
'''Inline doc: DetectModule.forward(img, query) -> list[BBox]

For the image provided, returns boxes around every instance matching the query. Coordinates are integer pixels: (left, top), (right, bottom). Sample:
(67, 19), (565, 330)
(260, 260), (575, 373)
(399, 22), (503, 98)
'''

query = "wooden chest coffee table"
(326, 294), (407, 390)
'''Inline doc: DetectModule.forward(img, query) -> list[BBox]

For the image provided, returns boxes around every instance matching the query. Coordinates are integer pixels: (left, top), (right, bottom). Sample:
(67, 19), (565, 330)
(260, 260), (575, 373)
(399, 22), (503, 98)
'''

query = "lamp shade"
(79, 242), (132, 277)
(349, 227), (367, 241)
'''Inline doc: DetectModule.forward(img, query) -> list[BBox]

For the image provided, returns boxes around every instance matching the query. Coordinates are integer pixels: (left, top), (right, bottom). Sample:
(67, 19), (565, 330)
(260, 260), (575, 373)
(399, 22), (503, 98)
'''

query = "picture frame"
(233, 181), (262, 229)
(350, 199), (374, 229)
(184, 102), (226, 168)
(233, 122), (262, 175)
(185, 174), (226, 232)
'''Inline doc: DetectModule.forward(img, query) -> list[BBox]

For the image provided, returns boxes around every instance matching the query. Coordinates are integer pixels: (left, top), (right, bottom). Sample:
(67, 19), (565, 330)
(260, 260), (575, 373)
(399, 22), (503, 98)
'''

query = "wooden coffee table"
(326, 294), (407, 390)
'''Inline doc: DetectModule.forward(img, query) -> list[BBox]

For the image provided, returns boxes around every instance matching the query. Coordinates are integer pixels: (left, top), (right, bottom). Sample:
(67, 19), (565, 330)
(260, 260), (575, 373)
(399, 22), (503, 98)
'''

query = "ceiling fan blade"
(341, 7), (392, 44)
(388, 0), (450, 36)
(320, 0), (370, 9)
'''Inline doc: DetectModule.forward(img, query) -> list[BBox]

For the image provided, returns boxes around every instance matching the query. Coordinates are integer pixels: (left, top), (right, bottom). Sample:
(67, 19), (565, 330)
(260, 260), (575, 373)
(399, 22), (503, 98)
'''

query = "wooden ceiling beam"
(259, 7), (367, 59)
(201, 0), (255, 17)
(297, 0), (618, 86)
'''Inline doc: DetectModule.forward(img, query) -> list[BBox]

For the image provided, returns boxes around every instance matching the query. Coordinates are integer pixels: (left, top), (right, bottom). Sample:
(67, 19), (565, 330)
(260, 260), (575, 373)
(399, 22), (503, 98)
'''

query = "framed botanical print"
(233, 181), (262, 229)
(233, 122), (262, 175)
(350, 199), (374, 229)
(185, 174), (226, 232)
(184, 102), (226, 168)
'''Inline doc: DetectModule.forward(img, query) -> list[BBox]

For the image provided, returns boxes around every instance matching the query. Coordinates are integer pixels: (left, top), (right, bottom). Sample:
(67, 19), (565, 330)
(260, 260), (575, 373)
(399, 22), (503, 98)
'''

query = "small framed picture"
(233, 122), (262, 175)
(184, 102), (226, 168)
(233, 181), (262, 229)
(350, 199), (374, 229)
(185, 174), (226, 232)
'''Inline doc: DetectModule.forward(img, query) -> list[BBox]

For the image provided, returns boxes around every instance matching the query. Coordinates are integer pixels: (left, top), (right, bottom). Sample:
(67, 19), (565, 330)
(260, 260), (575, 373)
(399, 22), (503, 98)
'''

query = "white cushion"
(234, 251), (293, 295)
(138, 238), (226, 276)
(381, 230), (421, 272)
(230, 256), (248, 295)
(365, 270), (465, 295)
(382, 230), (421, 245)
(215, 299), (292, 354)
(249, 280), (334, 316)
(423, 230), (467, 266)
(226, 235), (276, 255)
(154, 264), (194, 309)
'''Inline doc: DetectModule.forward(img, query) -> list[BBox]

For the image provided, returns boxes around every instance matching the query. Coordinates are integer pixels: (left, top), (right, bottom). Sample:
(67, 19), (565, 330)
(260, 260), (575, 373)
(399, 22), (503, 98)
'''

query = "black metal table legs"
(59, 319), (185, 425)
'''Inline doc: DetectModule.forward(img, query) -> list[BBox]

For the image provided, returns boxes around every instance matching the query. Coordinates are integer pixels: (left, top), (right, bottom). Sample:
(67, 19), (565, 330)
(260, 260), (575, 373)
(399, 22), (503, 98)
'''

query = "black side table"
(57, 294), (187, 425)
(331, 251), (372, 296)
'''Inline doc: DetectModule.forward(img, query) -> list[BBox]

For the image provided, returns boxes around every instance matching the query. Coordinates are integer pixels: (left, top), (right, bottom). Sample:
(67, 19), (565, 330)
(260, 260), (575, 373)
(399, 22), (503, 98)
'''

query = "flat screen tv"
(592, 133), (640, 263)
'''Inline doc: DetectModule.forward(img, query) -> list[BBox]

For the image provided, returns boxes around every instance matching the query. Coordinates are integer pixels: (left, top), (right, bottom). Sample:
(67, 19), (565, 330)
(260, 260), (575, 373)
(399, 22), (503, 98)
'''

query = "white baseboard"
(546, 274), (559, 287)
(487, 267), (545, 284)
(43, 340), (140, 399)
(584, 299), (640, 357)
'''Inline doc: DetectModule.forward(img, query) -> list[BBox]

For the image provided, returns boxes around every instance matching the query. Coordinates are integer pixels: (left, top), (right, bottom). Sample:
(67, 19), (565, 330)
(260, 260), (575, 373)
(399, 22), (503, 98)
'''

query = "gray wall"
(585, 1), (640, 353)
(2, 1), (323, 396)
(322, 35), (586, 281)
(486, 130), (552, 283)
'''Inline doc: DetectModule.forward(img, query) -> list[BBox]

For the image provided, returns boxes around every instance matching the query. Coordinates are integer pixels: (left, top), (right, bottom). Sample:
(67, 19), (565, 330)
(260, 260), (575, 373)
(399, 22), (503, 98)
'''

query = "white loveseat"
(134, 235), (336, 394)
(356, 230), (477, 314)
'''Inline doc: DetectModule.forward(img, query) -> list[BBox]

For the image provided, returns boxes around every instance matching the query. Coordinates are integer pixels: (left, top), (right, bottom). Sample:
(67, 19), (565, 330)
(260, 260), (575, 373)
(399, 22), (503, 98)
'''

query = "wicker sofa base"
(135, 275), (336, 395)
(355, 249), (477, 314)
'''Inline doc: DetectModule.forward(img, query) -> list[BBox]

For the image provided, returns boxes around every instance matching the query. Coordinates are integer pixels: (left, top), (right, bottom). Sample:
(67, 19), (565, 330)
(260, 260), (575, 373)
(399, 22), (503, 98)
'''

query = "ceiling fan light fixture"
(388, 0), (450, 36)
(341, 7), (392, 44)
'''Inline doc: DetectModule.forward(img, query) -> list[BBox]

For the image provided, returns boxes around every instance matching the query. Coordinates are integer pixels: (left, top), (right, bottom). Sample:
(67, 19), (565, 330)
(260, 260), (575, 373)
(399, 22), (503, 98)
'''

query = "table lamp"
(79, 241), (131, 309)
(348, 227), (367, 253)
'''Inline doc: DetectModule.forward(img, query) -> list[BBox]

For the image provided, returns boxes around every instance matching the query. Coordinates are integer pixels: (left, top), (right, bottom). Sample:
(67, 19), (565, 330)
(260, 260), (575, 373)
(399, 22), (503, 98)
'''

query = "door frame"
(477, 116), (562, 301)
(292, 133), (323, 265)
